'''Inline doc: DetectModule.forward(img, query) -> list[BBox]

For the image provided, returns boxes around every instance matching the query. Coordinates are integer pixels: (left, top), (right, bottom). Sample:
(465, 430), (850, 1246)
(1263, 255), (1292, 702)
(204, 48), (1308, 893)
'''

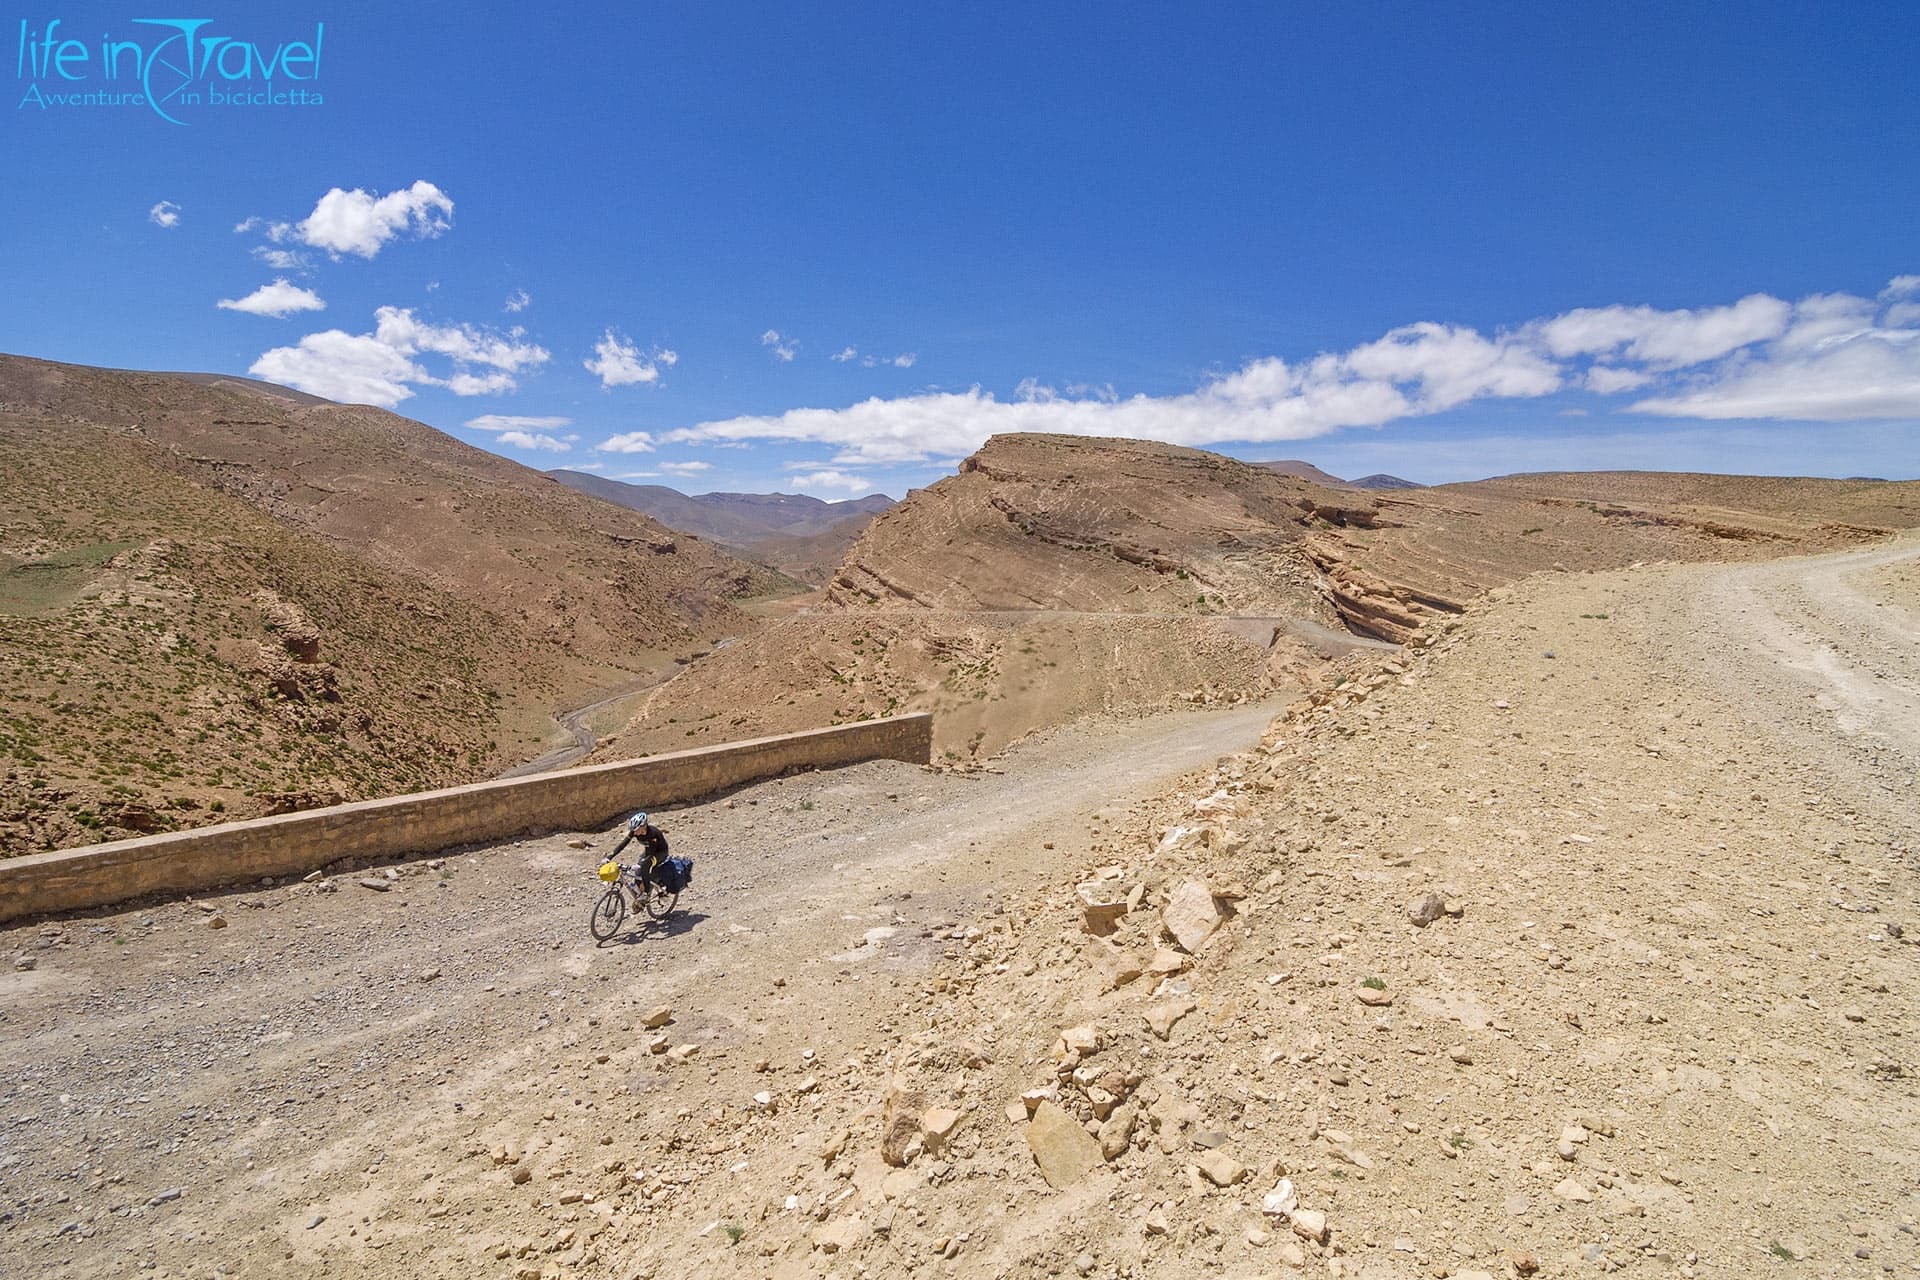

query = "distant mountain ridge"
(1254, 458), (1422, 490)
(547, 470), (894, 582)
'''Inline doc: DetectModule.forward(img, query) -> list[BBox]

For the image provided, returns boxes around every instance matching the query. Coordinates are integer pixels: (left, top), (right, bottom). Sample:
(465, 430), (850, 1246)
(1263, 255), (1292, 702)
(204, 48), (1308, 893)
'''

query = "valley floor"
(2, 536), (1917, 1280)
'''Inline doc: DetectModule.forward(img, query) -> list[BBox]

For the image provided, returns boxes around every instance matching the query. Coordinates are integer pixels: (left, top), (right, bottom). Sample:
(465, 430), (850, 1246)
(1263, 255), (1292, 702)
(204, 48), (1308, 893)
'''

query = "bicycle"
(589, 859), (680, 941)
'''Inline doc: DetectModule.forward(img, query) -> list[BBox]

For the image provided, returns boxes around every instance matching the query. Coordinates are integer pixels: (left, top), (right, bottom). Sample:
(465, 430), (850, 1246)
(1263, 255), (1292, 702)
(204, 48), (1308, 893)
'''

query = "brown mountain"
(547, 470), (894, 582)
(0, 354), (781, 854)
(1252, 458), (1352, 487)
(1348, 472), (1422, 489)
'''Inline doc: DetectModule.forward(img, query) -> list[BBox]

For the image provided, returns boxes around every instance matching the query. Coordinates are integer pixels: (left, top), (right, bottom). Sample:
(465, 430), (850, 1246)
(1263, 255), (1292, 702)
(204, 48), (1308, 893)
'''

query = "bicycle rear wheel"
(590, 886), (627, 941)
(642, 882), (679, 920)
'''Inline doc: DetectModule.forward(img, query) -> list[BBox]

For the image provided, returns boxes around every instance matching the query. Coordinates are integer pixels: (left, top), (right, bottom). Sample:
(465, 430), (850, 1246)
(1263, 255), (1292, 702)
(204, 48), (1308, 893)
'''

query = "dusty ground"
(3, 536), (1917, 1280)
(0, 704), (1280, 1279)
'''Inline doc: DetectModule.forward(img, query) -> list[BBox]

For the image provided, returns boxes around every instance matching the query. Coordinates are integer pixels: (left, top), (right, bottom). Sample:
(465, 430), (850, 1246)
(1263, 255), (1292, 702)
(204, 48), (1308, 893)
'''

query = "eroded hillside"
(0, 355), (783, 854)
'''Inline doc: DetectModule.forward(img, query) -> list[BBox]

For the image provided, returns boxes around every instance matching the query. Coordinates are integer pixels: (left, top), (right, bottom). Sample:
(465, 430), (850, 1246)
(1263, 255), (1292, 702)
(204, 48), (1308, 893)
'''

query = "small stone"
(1058, 1025), (1099, 1058)
(566, 838), (591, 849)
(1289, 1207), (1329, 1244)
(1246, 1226), (1271, 1246)
(1556, 1139), (1577, 1160)
(1081, 899), (1127, 937)
(642, 1004), (674, 1029)
(1162, 879), (1225, 953)
(1553, 1177), (1593, 1203)
(1074, 1253), (1096, 1276)
(419, 967), (441, 982)
(13, 955), (36, 972)
(1273, 1239), (1307, 1266)
(147, 1188), (183, 1206)
(509, 1166), (531, 1185)
(665, 1044), (699, 1063)
(1194, 1149), (1246, 1187)
(1025, 1102), (1104, 1188)
(1354, 983), (1393, 1007)
(921, 1107), (965, 1153)
(205, 915), (228, 930)
(356, 878), (390, 892)
(647, 1033), (669, 1054)
(1843, 1007), (1867, 1023)
(1143, 1207), (1170, 1236)
(1144, 998), (1197, 1040)
(1447, 1045), (1472, 1065)
(1261, 1177), (1297, 1217)
(1407, 891), (1447, 928)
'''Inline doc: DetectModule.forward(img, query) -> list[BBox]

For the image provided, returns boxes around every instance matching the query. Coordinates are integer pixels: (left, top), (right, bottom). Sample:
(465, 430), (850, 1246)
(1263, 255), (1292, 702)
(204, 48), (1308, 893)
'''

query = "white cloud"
(255, 180), (454, 259)
(249, 306), (549, 406)
(1533, 293), (1790, 367)
(762, 329), (798, 362)
(659, 460), (713, 477)
(250, 330), (429, 407)
(148, 200), (181, 228)
(585, 331), (677, 388)
(832, 346), (858, 362)
(660, 279), (1920, 463)
(1584, 365), (1651, 394)
(892, 353), (917, 369)
(598, 431), (656, 453)
(611, 470), (659, 479)
(250, 246), (310, 271)
(496, 430), (571, 452)
(217, 279), (326, 319)
(505, 289), (531, 313)
(467, 414), (572, 432)
(788, 469), (875, 494)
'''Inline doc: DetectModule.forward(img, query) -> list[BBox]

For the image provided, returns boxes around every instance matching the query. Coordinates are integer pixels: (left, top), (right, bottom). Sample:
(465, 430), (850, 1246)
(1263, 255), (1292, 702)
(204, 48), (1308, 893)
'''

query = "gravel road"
(0, 702), (1278, 1279)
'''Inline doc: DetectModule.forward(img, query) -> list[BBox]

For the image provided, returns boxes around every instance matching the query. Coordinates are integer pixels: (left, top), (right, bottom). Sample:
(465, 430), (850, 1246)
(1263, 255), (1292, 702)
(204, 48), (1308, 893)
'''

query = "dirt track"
(0, 704), (1279, 1279)
(3, 537), (1918, 1279)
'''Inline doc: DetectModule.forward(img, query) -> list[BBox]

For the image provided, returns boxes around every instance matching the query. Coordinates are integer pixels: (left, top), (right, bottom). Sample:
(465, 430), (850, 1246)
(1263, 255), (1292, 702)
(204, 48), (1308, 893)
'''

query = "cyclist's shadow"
(601, 911), (708, 947)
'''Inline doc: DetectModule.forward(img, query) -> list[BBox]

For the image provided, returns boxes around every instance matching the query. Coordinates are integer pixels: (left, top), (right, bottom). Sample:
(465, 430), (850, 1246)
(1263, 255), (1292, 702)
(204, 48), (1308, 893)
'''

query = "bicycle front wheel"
(590, 887), (627, 941)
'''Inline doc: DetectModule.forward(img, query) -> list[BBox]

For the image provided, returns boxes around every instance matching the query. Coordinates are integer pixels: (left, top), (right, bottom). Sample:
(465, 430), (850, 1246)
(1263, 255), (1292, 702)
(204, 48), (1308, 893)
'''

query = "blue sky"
(3, 2), (1917, 494)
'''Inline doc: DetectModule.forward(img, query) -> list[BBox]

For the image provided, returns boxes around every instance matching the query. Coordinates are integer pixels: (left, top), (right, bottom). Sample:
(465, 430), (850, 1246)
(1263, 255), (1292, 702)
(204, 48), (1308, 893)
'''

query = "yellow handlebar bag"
(597, 861), (620, 883)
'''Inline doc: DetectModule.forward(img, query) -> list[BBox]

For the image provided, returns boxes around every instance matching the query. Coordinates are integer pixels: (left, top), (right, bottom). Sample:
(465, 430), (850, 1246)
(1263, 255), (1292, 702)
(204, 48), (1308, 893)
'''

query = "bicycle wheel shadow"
(600, 911), (709, 947)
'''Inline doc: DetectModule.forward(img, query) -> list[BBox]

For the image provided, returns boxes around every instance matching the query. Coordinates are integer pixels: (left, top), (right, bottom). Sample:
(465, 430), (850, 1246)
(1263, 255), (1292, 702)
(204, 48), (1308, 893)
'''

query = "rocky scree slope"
(590, 552), (1919, 1279)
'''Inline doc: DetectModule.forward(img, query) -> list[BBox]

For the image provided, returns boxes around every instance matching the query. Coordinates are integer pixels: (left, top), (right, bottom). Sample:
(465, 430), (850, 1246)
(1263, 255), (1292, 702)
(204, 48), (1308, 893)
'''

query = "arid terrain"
(2, 531), (1915, 1279)
(0, 356), (784, 855)
(587, 433), (1918, 764)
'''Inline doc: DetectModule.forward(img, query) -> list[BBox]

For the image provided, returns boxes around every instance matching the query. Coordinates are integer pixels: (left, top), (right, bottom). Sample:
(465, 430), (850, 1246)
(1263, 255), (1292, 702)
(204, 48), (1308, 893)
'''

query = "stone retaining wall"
(0, 714), (932, 924)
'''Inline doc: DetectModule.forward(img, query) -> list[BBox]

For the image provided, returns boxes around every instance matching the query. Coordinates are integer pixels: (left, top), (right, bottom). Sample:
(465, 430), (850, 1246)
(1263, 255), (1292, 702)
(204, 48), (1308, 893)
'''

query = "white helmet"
(627, 811), (649, 834)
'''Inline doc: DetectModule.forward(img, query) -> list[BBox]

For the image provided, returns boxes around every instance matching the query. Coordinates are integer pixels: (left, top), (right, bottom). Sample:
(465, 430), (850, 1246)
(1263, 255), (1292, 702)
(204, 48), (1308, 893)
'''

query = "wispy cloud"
(585, 330), (677, 388)
(761, 329), (798, 362)
(659, 460), (713, 477)
(466, 414), (571, 432)
(148, 200), (181, 229)
(663, 278), (1920, 465)
(217, 279), (326, 319)
(238, 180), (453, 261)
(833, 344), (917, 368)
(598, 431), (656, 453)
(787, 469), (875, 494)
(249, 306), (548, 406)
(505, 288), (531, 313)
(495, 429), (574, 452)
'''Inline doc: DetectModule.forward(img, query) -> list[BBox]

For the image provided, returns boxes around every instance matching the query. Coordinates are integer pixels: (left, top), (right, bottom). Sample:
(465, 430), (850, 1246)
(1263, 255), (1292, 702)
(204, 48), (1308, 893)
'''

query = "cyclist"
(609, 811), (669, 882)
